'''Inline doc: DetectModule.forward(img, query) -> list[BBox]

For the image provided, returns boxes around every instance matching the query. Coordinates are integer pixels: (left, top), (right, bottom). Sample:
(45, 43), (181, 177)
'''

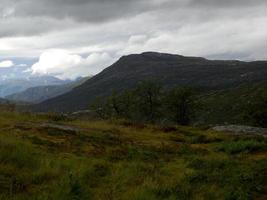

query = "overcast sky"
(0, 0), (267, 79)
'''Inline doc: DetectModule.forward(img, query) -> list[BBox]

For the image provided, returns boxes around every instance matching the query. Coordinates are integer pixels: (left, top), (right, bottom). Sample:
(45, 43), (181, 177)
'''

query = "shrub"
(164, 87), (198, 125)
(243, 91), (267, 127)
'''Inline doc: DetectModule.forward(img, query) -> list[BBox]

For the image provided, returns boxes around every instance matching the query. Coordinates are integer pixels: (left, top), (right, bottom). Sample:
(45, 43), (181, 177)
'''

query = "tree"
(133, 81), (162, 122)
(90, 97), (111, 119)
(106, 91), (134, 119)
(244, 91), (267, 128)
(107, 91), (122, 117)
(164, 87), (197, 125)
(118, 90), (135, 119)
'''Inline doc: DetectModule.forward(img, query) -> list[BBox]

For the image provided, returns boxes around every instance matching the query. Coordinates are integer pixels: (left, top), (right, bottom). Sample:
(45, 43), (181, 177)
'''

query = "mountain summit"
(32, 52), (267, 112)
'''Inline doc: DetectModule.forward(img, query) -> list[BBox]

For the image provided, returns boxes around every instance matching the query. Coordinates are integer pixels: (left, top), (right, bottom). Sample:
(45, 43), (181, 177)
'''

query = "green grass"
(217, 140), (266, 154)
(0, 112), (266, 199)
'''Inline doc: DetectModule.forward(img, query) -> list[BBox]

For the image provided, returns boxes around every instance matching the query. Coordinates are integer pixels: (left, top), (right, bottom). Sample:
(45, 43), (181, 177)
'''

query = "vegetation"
(1, 80), (267, 199)
(90, 80), (267, 129)
(90, 82), (198, 125)
(244, 91), (267, 128)
(0, 111), (266, 199)
(198, 81), (267, 127)
(164, 87), (198, 125)
(0, 102), (16, 112)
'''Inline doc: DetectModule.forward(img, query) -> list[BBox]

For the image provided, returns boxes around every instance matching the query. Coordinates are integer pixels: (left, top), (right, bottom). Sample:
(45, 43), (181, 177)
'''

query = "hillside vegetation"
(88, 80), (267, 128)
(32, 52), (267, 112)
(0, 111), (266, 199)
(198, 81), (267, 127)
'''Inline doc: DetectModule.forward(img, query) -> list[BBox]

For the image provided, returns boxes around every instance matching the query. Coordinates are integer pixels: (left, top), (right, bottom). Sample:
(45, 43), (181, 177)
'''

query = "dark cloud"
(0, 17), (79, 37)
(0, 0), (164, 38)
(4, 0), (154, 22)
(1, 0), (264, 37)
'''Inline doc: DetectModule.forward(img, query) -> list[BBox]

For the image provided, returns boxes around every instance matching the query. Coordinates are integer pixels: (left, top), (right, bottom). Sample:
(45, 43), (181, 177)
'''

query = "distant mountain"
(0, 97), (8, 104)
(32, 52), (267, 112)
(6, 77), (89, 103)
(0, 76), (70, 97)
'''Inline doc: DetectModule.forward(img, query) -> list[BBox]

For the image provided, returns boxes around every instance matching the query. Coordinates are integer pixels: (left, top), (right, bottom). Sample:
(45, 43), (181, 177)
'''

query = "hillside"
(0, 111), (266, 199)
(198, 81), (267, 126)
(6, 77), (90, 103)
(32, 52), (267, 112)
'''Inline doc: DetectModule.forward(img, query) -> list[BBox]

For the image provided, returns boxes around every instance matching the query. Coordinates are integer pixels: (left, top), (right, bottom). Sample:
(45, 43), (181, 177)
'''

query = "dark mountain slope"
(32, 52), (267, 112)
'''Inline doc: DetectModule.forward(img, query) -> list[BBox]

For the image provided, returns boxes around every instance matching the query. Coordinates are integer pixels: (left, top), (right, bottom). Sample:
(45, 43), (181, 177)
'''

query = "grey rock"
(212, 125), (267, 136)
(39, 123), (81, 135)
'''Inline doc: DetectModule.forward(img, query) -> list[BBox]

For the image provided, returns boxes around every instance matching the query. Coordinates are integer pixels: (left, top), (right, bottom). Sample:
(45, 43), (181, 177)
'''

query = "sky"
(0, 0), (267, 80)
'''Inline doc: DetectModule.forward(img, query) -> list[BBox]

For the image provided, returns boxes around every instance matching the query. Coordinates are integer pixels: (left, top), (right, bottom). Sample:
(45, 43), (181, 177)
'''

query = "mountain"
(6, 77), (89, 103)
(0, 76), (70, 97)
(32, 52), (267, 112)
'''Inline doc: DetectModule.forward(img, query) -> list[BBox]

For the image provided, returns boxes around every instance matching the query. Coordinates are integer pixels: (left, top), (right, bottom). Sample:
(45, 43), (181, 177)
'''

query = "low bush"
(217, 140), (266, 154)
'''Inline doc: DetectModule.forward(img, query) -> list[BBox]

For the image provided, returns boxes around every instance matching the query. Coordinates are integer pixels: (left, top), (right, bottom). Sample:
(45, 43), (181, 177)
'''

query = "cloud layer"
(0, 0), (267, 79)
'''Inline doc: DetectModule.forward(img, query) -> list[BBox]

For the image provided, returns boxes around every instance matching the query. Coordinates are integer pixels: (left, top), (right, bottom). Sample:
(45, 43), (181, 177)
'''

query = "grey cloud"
(0, 0), (162, 38)
(188, 0), (267, 7)
(0, 17), (79, 37)
(5, 0), (154, 22)
(1, 0), (265, 38)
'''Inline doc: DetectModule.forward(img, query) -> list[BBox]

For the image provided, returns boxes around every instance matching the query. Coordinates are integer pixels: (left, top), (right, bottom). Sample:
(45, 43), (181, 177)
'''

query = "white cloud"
(0, 60), (14, 68)
(31, 49), (115, 79)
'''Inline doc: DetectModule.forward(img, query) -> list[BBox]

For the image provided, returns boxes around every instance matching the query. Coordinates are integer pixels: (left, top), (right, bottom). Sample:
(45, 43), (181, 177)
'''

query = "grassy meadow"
(0, 112), (266, 200)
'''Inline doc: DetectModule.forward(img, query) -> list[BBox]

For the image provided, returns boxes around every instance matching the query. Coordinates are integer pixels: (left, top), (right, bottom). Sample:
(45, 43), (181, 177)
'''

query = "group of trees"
(90, 81), (267, 127)
(244, 91), (267, 128)
(90, 81), (198, 125)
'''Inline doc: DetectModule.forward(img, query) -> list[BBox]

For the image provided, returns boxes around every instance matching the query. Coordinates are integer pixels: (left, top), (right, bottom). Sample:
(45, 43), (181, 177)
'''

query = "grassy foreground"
(0, 112), (266, 200)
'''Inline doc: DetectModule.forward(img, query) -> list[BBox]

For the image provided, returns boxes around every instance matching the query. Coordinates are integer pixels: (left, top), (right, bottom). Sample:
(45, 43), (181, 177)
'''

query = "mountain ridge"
(31, 52), (267, 112)
(0, 76), (71, 97)
(6, 77), (90, 103)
